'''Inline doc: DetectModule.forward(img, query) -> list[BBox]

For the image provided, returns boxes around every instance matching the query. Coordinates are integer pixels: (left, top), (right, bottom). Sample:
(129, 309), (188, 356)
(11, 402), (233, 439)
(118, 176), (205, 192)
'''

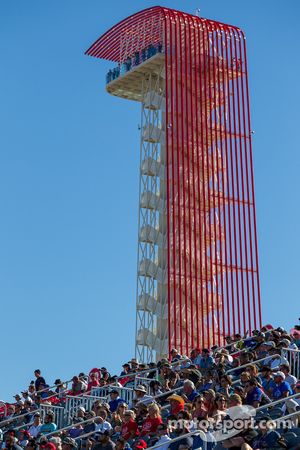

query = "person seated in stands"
(33, 370), (46, 392)
(39, 411), (57, 435)
(198, 371), (214, 392)
(149, 380), (163, 397)
(260, 366), (276, 398)
(28, 412), (42, 438)
(62, 437), (77, 450)
(87, 373), (100, 393)
(182, 380), (198, 403)
(244, 378), (263, 407)
(139, 403), (162, 438)
(239, 371), (251, 388)
(228, 393), (243, 408)
(168, 422), (193, 450)
(135, 402), (148, 427)
(71, 376), (87, 395)
(211, 394), (227, 425)
(68, 417), (84, 439)
(251, 416), (286, 450)
(54, 379), (67, 399)
(128, 359), (139, 372)
(95, 409), (112, 434)
(202, 389), (216, 417)
(100, 368), (111, 382)
(110, 402), (127, 429)
(108, 389), (125, 413)
(129, 385), (153, 408)
(28, 384), (36, 399)
(191, 395), (207, 420)
(198, 349), (215, 372)
(271, 371), (293, 400)
(4, 434), (23, 450)
(150, 423), (171, 450)
(190, 348), (201, 366)
(91, 430), (115, 450)
(245, 364), (262, 385)
(119, 410), (138, 441)
(279, 363), (297, 390)
(170, 348), (182, 363)
(167, 394), (185, 416)
(18, 429), (30, 447)
(216, 375), (234, 399)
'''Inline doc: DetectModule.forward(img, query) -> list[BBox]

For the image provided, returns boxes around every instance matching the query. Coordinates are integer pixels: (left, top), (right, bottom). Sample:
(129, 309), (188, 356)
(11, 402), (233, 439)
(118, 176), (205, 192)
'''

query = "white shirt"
(155, 435), (171, 450)
(95, 421), (112, 433)
(285, 374), (297, 388)
(28, 424), (41, 437)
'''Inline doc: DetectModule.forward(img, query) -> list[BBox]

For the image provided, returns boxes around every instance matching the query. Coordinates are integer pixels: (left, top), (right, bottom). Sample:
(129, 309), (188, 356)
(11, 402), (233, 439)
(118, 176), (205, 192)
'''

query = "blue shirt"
(245, 387), (263, 405)
(109, 397), (126, 412)
(198, 356), (214, 369)
(272, 381), (292, 399)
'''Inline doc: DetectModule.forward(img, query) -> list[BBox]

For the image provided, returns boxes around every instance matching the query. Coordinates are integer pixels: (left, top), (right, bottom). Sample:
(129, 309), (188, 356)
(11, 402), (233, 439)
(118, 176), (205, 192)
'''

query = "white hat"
(264, 341), (276, 348)
(134, 385), (147, 393)
(274, 371), (285, 380)
(78, 406), (86, 412)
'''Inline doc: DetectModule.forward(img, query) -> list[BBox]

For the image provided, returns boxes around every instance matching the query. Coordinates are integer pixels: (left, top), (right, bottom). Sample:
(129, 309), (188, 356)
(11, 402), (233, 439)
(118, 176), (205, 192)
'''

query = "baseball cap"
(167, 394), (185, 404)
(78, 407), (85, 413)
(134, 439), (147, 449)
(274, 371), (285, 380)
(264, 341), (275, 348)
(63, 437), (77, 448)
(109, 389), (119, 394)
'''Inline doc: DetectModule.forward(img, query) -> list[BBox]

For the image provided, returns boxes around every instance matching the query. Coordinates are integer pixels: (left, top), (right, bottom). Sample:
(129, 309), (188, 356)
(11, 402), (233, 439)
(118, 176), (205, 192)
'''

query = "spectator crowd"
(1, 323), (300, 450)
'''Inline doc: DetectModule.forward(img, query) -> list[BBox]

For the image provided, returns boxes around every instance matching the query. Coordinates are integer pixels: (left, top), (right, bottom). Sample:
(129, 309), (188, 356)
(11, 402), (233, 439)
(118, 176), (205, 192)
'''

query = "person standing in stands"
(33, 370), (46, 392)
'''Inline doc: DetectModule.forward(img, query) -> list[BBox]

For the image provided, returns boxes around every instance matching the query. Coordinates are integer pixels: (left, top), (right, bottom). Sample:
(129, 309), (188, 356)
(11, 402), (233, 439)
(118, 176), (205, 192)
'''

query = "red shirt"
(121, 419), (138, 440)
(140, 416), (163, 436)
(87, 380), (100, 392)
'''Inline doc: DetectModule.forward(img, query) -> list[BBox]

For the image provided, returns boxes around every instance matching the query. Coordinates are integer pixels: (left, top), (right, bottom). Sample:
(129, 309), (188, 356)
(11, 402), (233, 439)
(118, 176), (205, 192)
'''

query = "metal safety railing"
(39, 403), (65, 429)
(226, 354), (282, 375)
(0, 408), (40, 429)
(74, 427), (207, 450)
(282, 348), (300, 379)
(43, 416), (100, 439)
(255, 391), (300, 412)
(213, 328), (276, 355)
(65, 395), (107, 425)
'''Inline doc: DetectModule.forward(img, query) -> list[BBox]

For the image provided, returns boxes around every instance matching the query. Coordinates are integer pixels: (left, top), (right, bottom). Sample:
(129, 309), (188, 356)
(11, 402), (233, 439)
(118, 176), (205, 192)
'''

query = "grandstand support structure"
(86, 6), (262, 362)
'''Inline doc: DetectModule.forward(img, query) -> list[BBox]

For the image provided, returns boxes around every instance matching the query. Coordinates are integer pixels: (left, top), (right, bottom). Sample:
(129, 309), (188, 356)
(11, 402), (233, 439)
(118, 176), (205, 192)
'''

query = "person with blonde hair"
(140, 403), (162, 437)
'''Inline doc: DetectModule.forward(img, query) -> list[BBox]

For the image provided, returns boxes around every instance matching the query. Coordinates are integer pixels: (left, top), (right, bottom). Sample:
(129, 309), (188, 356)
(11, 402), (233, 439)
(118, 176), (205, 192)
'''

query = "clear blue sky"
(0, 0), (299, 402)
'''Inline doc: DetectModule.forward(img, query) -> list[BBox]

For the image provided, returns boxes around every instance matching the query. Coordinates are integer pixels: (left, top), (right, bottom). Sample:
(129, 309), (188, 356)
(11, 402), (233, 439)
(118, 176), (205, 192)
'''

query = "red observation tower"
(86, 7), (262, 362)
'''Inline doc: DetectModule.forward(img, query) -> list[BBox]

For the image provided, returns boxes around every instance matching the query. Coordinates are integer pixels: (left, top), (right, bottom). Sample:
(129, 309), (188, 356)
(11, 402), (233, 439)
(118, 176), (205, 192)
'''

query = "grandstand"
(1, 323), (300, 450)
(2, 6), (300, 450)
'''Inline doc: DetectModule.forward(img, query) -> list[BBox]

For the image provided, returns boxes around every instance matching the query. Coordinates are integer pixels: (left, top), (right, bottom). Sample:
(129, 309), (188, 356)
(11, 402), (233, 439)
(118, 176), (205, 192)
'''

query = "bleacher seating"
(1, 323), (300, 450)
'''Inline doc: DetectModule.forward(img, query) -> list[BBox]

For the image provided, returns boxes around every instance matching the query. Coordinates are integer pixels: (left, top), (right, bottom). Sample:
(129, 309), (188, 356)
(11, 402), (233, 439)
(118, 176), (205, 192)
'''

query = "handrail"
(0, 409), (40, 428)
(11, 420), (35, 432)
(255, 391), (300, 411)
(74, 427), (207, 450)
(151, 386), (183, 401)
(226, 354), (281, 374)
(274, 409), (300, 424)
(213, 328), (276, 354)
(43, 416), (100, 438)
